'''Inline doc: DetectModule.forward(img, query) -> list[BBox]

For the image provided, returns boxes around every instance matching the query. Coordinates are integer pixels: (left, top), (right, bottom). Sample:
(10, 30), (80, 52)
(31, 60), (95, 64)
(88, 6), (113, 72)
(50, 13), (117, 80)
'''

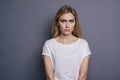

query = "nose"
(66, 22), (69, 28)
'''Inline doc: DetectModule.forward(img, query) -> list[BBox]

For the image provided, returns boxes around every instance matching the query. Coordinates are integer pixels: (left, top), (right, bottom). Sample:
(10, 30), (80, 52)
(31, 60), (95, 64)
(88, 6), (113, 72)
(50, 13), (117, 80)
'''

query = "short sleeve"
(81, 40), (91, 61)
(42, 41), (51, 56)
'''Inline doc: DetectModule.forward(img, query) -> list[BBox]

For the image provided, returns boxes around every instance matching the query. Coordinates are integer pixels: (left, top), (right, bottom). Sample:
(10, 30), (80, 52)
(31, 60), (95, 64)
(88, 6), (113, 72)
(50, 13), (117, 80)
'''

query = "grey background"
(0, 0), (120, 80)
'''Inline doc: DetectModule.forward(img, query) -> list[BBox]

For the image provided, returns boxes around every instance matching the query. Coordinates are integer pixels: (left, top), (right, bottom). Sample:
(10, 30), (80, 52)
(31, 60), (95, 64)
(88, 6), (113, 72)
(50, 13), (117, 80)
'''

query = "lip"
(64, 29), (70, 31)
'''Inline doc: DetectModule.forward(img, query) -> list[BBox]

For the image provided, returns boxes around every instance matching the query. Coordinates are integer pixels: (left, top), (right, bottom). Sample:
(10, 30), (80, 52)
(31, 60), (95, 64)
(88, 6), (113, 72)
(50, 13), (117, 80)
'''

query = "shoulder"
(78, 38), (88, 44)
(44, 38), (54, 45)
(78, 38), (90, 47)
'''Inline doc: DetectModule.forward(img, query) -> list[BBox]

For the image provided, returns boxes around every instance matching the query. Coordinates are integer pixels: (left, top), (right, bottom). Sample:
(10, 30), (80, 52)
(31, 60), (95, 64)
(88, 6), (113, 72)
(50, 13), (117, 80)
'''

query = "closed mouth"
(64, 29), (70, 31)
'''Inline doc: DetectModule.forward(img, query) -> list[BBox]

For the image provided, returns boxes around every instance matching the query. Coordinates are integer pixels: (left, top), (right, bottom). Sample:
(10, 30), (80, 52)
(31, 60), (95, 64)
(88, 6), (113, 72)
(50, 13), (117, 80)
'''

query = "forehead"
(59, 13), (75, 20)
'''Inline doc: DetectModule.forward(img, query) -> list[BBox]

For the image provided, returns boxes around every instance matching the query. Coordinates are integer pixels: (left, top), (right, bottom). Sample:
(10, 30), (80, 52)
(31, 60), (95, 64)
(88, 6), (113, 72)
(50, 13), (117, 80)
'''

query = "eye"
(60, 20), (66, 23)
(69, 20), (74, 23)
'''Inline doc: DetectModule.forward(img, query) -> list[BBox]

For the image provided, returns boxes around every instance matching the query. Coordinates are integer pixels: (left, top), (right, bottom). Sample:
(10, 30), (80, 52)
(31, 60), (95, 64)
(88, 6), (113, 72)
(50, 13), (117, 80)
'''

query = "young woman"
(42, 5), (91, 80)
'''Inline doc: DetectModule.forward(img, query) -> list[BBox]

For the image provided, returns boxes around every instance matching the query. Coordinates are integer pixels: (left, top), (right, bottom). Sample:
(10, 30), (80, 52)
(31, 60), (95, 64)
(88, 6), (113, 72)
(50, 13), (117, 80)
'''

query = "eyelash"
(61, 20), (66, 23)
(69, 20), (74, 22)
(60, 20), (74, 23)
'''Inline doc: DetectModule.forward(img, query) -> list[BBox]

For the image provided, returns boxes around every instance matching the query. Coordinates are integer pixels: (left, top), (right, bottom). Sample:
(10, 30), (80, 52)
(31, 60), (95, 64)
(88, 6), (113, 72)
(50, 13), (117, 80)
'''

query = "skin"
(43, 56), (54, 80)
(43, 13), (90, 80)
(58, 13), (75, 37)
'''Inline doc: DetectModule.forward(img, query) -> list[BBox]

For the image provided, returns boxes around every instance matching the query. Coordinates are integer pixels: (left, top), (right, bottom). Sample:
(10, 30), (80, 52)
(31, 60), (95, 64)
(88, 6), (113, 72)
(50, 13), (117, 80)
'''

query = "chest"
(50, 44), (84, 60)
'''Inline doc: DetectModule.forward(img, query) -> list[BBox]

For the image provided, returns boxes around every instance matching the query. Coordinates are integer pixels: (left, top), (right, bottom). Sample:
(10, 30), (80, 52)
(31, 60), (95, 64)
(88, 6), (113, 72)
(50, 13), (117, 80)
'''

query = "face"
(58, 13), (75, 36)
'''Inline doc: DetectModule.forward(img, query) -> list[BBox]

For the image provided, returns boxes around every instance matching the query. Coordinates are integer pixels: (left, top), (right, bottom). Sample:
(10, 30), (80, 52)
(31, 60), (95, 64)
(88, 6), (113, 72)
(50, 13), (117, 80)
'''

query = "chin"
(63, 32), (72, 36)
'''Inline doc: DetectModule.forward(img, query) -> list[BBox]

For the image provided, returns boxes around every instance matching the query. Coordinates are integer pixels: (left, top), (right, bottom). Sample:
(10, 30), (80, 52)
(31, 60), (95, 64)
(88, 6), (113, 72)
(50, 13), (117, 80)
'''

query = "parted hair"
(52, 5), (82, 38)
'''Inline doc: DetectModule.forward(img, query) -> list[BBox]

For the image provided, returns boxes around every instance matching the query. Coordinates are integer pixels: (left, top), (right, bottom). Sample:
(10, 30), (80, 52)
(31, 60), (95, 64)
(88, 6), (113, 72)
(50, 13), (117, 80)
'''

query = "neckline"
(52, 38), (79, 47)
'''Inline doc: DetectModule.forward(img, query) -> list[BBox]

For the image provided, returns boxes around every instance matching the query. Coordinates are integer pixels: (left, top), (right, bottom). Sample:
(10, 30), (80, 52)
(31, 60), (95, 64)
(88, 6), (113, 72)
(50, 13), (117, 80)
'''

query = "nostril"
(66, 26), (69, 28)
(66, 24), (69, 28)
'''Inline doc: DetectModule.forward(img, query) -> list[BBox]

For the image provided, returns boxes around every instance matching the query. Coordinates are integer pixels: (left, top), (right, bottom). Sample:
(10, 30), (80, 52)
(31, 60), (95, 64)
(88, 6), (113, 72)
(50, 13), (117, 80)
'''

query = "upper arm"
(80, 55), (90, 75)
(43, 55), (53, 69)
(42, 41), (54, 80)
(43, 55), (54, 79)
(79, 40), (91, 80)
(79, 55), (90, 80)
(43, 55), (54, 76)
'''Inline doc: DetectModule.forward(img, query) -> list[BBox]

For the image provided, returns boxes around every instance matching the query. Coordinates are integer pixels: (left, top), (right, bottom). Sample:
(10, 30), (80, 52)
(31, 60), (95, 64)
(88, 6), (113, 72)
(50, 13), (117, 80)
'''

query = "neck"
(59, 34), (75, 41)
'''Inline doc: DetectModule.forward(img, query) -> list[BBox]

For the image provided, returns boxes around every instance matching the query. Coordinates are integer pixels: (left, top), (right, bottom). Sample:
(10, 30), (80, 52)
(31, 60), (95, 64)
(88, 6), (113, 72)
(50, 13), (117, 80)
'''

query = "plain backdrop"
(0, 0), (120, 80)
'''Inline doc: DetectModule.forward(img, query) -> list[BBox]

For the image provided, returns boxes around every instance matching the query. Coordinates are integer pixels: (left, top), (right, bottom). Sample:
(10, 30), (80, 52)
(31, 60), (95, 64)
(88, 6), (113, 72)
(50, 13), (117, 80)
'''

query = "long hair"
(52, 5), (82, 38)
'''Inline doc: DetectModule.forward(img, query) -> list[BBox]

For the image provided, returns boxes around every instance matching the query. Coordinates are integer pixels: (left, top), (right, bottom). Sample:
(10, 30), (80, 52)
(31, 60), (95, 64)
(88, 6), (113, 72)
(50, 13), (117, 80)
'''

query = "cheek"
(59, 23), (65, 29)
(70, 23), (75, 30)
(72, 22), (75, 27)
(71, 26), (74, 32)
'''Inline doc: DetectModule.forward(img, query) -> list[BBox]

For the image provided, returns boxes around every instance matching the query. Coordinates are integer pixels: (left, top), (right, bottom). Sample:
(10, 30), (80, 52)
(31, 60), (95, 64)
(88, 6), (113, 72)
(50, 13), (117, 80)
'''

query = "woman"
(42, 5), (91, 80)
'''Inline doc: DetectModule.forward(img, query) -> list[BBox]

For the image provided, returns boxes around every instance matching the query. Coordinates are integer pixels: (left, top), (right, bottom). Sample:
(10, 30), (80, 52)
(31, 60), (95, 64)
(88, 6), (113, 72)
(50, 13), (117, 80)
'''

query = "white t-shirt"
(42, 38), (91, 80)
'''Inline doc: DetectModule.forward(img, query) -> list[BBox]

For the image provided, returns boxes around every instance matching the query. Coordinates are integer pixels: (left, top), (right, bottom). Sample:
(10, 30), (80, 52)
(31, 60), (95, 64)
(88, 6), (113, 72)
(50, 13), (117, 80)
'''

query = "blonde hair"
(52, 5), (82, 38)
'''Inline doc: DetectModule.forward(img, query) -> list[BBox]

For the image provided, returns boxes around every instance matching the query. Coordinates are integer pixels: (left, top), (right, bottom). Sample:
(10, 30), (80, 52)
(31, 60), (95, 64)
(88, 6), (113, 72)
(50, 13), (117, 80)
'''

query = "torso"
(43, 37), (91, 80)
